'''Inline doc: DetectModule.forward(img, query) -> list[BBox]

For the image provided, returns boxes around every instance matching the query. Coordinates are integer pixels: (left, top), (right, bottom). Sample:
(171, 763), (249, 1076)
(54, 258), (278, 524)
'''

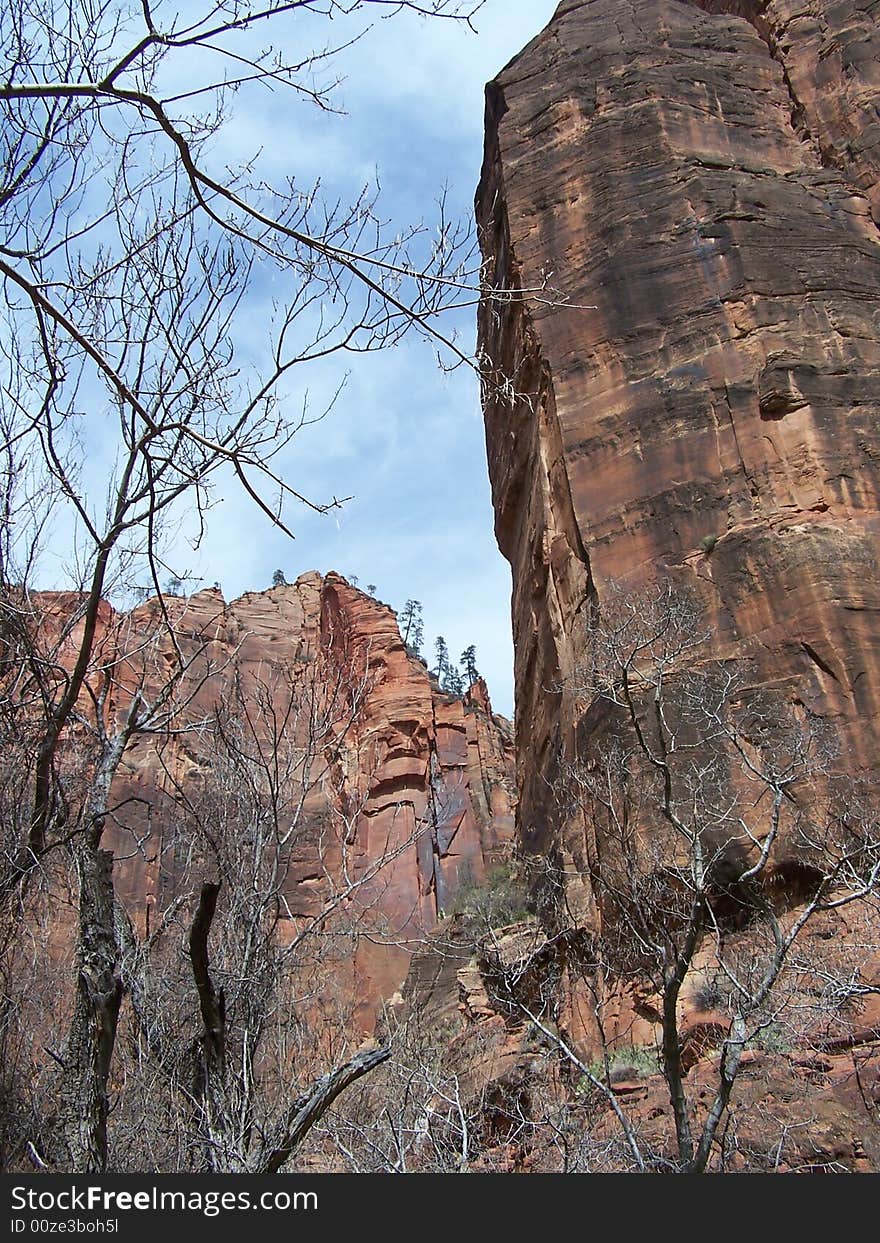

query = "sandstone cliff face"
(477, 0), (880, 852)
(475, 2), (880, 1146)
(51, 574), (514, 1028)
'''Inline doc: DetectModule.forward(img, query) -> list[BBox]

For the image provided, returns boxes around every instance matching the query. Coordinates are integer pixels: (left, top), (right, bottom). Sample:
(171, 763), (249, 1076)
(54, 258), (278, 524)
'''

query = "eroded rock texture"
(475, 4), (880, 1147)
(390, 914), (880, 1171)
(477, 0), (880, 851)
(45, 575), (514, 1028)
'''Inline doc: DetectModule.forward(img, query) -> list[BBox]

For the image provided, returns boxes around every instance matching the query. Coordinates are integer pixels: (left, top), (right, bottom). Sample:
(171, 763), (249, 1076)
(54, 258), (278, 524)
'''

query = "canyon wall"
(477, 0), (880, 861)
(45, 574), (514, 1029)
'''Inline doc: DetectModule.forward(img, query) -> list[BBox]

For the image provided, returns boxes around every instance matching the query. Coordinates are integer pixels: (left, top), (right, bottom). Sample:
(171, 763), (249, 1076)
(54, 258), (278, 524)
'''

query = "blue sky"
(23, 2), (560, 719)
(164, 0), (559, 718)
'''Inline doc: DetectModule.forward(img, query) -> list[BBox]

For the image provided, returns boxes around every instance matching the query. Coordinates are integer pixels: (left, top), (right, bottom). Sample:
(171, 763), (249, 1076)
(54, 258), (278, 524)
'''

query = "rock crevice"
(688, 0), (880, 226)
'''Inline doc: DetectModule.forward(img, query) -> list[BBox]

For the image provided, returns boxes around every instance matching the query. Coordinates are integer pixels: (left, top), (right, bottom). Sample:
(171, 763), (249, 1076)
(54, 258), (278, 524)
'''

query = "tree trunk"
(56, 846), (123, 1172)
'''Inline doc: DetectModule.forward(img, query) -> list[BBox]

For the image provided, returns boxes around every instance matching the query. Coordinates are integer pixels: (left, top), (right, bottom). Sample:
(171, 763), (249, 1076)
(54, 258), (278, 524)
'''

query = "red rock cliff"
(477, 0), (880, 854)
(46, 574), (515, 1030)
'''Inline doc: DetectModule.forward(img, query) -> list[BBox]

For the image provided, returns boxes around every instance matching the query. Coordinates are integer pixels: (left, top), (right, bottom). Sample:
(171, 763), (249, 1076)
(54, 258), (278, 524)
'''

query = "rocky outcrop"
(394, 913), (880, 1171)
(45, 574), (515, 1029)
(477, 0), (880, 853)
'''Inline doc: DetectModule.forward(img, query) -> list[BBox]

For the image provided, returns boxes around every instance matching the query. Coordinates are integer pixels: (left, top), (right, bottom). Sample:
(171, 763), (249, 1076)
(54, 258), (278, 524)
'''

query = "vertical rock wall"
(41, 575), (515, 1029)
(477, 0), (880, 855)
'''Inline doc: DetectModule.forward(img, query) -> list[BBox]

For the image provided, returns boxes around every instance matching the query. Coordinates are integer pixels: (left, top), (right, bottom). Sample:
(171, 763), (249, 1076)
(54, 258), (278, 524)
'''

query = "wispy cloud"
(43, 1), (560, 718)
(178, 0), (559, 716)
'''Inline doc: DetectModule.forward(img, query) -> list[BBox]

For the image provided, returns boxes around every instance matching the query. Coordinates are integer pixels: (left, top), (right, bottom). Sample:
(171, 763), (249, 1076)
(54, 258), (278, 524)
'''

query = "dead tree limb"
(262, 1043), (391, 1173)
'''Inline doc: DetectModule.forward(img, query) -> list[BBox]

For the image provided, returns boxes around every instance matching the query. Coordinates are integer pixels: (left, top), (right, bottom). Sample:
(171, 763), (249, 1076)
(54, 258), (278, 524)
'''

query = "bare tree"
(98, 616), (437, 1173)
(0, 595), (235, 1169)
(310, 994), (529, 1173)
(361, 584), (879, 1174)
(0, 0), (507, 1173)
(513, 579), (880, 1172)
(0, 594), (438, 1170)
(0, 0), (499, 896)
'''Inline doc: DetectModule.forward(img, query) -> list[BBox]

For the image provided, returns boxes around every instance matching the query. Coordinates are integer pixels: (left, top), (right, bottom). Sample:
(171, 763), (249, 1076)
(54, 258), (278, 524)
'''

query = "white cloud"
(39, 1), (562, 719)
(184, 0), (562, 716)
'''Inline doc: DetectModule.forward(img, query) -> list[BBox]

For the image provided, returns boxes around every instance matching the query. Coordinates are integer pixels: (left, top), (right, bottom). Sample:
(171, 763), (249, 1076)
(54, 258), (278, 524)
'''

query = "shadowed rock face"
(43, 575), (515, 1029)
(477, 0), (880, 852)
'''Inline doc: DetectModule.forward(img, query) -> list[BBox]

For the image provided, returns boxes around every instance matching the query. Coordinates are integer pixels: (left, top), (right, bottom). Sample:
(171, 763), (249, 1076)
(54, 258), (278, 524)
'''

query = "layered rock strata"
(477, 0), (880, 853)
(44, 574), (515, 1028)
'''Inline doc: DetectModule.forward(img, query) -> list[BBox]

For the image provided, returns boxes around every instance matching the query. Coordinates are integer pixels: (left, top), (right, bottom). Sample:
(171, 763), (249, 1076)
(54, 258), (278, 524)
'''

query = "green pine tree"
(460, 645), (479, 686)
(433, 635), (451, 682)
(444, 665), (464, 696)
(398, 600), (424, 657)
